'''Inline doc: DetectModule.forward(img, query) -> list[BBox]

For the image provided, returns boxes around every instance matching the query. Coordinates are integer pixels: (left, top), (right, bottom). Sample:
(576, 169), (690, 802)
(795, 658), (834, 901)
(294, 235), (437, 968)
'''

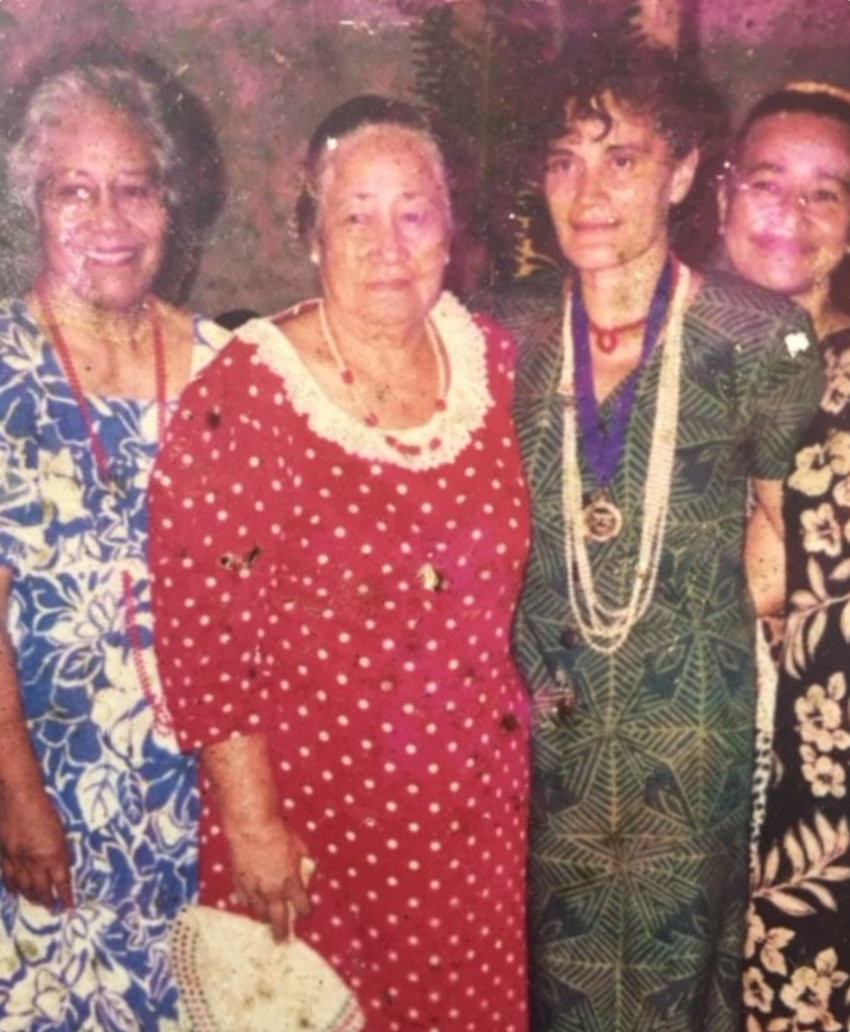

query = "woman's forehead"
(553, 95), (666, 150)
(321, 125), (447, 190)
(739, 110), (850, 169)
(336, 125), (435, 161)
(39, 98), (156, 171)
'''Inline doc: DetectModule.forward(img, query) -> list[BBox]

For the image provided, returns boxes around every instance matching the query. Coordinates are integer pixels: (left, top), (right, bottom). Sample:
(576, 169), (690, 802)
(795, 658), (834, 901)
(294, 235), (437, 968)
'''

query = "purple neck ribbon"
(570, 257), (675, 490)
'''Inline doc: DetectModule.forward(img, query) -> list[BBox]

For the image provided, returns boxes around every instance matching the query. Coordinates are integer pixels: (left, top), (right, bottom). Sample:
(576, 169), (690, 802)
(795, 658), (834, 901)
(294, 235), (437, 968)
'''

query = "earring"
(310, 250), (320, 265)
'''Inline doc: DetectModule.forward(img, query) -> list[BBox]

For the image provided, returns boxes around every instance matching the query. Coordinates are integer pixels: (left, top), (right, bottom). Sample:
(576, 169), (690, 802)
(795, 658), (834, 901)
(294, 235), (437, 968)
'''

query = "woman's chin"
(356, 290), (438, 327)
(74, 279), (154, 314)
(733, 260), (817, 302)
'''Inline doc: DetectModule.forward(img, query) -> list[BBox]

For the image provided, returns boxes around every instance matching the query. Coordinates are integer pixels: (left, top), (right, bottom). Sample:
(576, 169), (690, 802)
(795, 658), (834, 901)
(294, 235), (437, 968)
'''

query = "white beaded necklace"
(560, 261), (690, 653)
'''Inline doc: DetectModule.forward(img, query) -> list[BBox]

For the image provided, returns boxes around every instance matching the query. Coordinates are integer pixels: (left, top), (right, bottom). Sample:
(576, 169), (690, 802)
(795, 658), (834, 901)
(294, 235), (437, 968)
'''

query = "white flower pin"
(785, 331), (812, 357)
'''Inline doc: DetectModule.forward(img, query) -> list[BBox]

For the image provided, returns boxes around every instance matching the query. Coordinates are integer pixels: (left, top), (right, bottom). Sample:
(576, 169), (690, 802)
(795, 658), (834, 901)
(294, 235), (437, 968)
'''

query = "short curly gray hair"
(8, 63), (183, 215)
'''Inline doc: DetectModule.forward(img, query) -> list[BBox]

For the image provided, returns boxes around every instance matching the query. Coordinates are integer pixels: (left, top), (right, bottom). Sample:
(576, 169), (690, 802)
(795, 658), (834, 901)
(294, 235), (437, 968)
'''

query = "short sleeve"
(149, 339), (285, 753)
(737, 306), (824, 481)
(0, 306), (49, 573)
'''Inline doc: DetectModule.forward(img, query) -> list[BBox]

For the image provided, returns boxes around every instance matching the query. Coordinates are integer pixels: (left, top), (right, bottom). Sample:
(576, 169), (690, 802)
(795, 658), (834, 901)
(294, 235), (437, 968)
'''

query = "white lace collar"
(241, 292), (493, 470)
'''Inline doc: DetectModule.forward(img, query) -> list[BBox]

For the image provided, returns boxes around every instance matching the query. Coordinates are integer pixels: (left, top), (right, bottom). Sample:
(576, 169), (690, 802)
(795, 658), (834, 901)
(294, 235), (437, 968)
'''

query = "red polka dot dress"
(149, 293), (531, 1032)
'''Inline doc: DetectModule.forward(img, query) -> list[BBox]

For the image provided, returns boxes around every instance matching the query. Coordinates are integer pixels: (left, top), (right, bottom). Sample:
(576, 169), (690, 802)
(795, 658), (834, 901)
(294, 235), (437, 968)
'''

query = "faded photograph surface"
(0, 3), (845, 1032)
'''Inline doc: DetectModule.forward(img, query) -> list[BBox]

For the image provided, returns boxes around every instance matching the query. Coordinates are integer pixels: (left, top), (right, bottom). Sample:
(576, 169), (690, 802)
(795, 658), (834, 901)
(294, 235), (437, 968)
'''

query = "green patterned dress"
(476, 269), (823, 1032)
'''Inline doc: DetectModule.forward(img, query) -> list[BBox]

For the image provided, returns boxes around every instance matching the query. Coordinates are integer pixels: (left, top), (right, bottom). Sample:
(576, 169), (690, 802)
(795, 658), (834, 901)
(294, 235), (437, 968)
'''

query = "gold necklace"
(560, 261), (690, 653)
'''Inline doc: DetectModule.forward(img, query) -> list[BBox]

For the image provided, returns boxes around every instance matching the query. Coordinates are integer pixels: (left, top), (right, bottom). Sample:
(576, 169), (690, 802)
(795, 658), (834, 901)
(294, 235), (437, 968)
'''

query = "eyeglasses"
(732, 175), (850, 218)
(39, 171), (166, 218)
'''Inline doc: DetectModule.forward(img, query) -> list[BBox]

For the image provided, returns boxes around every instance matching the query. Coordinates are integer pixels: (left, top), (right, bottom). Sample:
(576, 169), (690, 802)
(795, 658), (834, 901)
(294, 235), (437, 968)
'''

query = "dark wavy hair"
(536, 40), (723, 161)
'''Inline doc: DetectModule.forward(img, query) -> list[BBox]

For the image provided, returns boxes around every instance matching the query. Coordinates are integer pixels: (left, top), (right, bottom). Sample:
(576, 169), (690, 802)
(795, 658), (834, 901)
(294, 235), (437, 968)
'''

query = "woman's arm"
(150, 341), (310, 938)
(203, 733), (310, 942)
(745, 478), (786, 618)
(0, 568), (73, 910)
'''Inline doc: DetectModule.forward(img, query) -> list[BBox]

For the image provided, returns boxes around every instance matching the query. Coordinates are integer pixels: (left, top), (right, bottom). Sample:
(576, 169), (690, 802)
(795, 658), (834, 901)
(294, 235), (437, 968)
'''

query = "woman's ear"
(670, 147), (699, 206)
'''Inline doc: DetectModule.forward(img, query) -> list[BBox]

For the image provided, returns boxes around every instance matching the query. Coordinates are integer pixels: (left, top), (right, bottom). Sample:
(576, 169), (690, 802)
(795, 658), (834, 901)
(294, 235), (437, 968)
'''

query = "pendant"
(582, 491), (622, 543)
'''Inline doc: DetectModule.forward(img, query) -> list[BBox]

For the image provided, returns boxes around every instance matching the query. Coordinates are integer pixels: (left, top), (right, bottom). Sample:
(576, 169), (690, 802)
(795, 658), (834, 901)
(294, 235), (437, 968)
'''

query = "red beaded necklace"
(35, 281), (173, 737)
(318, 300), (449, 457)
(36, 281), (168, 454)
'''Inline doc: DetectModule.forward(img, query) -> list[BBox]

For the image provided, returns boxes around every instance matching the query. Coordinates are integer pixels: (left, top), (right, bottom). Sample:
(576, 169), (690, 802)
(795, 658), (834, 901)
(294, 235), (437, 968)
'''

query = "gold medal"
(582, 492), (623, 543)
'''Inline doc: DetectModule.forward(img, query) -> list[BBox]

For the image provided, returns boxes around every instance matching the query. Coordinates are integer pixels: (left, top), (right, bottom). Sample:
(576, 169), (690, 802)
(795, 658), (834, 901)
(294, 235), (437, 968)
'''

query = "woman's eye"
(809, 188), (841, 206)
(118, 183), (159, 203)
(53, 183), (94, 204)
(344, 212), (368, 226)
(746, 178), (779, 194)
(545, 156), (573, 175)
(611, 154), (635, 171)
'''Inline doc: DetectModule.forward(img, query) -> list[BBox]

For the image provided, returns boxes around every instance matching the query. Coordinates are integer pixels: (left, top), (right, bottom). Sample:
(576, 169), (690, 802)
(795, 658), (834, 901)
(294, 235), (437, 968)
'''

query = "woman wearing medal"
(477, 42), (824, 1032)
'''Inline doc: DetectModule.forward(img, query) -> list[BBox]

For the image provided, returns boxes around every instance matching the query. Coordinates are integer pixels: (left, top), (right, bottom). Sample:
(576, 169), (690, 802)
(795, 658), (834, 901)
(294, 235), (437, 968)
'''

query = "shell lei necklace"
(36, 281), (174, 736)
(318, 299), (449, 457)
(560, 260), (690, 653)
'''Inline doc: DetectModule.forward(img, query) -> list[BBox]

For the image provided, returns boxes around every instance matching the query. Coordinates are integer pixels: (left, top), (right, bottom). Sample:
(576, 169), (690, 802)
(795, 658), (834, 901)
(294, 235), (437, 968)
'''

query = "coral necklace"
(318, 299), (448, 457)
(36, 282), (168, 458)
(589, 314), (649, 354)
(36, 281), (173, 736)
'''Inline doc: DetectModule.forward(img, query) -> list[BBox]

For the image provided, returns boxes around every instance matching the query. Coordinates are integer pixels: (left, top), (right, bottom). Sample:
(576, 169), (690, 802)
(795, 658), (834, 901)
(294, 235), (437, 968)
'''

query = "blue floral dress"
(0, 298), (228, 1032)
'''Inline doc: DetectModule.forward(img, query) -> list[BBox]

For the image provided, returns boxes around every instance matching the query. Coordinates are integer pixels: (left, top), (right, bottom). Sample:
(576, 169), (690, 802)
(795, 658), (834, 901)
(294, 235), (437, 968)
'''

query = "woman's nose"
(574, 166), (609, 207)
(768, 190), (808, 230)
(371, 216), (408, 258)
(92, 185), (128, 225)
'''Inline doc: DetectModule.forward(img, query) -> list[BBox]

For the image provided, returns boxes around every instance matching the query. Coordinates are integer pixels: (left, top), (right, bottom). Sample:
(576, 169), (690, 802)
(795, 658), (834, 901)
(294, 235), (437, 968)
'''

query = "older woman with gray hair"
(148, 94), (531, 1030)
(0, 55), (227, 1029)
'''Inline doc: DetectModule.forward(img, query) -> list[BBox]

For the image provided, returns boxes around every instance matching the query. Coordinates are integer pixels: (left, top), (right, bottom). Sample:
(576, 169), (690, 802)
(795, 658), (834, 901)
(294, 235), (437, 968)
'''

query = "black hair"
(536, 40), (723, 161)
(733, 87), (850, 165)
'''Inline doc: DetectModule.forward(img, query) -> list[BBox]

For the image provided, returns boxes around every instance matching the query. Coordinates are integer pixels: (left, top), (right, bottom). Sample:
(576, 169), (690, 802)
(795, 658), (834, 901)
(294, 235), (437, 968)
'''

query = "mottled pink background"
(0, 0), (847, 316)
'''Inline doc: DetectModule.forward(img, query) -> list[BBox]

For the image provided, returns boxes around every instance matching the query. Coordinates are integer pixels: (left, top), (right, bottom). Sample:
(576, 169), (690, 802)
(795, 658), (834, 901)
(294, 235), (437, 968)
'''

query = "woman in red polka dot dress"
(148, 96), (531, 1031)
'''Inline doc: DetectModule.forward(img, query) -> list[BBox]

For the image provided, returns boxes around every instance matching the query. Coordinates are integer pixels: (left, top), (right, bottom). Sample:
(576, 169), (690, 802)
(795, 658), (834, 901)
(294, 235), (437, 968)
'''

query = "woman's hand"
(203, 733), (311, 942)
(226, 815), (311, 942)
(0, 782), (73, 911)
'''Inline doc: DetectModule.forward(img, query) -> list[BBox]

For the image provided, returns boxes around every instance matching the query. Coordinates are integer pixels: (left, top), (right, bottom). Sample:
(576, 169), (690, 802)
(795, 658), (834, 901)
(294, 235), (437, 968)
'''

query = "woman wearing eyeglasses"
(720, 85), (850, 1032)
(0, 58), (227, 1029)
